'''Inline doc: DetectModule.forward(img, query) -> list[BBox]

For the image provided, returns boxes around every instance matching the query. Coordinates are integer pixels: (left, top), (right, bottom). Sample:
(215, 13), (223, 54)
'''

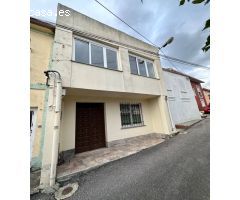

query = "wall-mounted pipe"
(165, 95), (176, 132)
(44, 70), (62, 187)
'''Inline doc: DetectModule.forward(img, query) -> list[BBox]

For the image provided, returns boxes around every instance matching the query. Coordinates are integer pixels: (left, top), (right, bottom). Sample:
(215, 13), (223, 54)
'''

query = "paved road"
(31, 118), (210, 200)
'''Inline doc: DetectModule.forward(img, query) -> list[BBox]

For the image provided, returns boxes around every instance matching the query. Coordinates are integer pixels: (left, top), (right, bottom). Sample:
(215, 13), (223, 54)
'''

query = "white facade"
(163, 70), (201, 125)
(40, 4), (175, 188)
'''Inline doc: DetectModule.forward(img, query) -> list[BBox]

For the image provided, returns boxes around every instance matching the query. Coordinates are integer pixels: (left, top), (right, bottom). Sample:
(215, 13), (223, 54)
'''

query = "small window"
(146, 62), (155, 78)
(106, 49), (117, 70)
(129, 55), (155, 78)
(120, 103), (144, 128)
(137, 59), (147, 76)
(91, 44), (104, 67)
(120, 104), (131, 126)
(129, 55), (138, 75)
(75, 39), (89, 64)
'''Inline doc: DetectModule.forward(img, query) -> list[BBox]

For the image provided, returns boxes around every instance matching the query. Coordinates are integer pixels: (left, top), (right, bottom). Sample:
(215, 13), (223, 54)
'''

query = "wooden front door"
(75, 103), (106, 154)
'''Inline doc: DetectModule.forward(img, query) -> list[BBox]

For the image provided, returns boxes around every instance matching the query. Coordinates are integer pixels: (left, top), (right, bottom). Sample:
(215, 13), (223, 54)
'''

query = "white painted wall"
(163, 71), (201, 125)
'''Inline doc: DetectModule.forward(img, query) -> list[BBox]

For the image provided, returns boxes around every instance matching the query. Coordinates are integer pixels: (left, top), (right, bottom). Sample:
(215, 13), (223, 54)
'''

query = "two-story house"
(39, 4), (175, 188)
(30, 17), (55, 170)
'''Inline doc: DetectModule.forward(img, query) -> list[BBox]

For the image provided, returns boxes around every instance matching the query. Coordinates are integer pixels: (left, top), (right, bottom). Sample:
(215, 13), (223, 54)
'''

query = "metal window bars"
(120, 103), (144, 128)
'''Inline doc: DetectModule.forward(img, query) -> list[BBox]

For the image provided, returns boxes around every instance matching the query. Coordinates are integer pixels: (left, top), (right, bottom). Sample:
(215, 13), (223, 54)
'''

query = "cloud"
(31, 0), (210, 86)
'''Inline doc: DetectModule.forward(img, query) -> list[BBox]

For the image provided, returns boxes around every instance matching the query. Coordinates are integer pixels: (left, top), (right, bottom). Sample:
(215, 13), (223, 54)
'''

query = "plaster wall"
(59, 95), (168, 152)
(52, 4), (168, 97)
(30, 27), (54, 84)
(30, 24), (54, 167)
(163, 71), (201, 125)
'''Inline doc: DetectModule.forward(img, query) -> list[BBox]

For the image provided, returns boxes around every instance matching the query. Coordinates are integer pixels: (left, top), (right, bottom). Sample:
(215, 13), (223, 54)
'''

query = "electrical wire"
(94, 0), (158, 47)
(93, 0), (209, 74)
(159, 49), (182, 71)
(160, 54), (210, 70)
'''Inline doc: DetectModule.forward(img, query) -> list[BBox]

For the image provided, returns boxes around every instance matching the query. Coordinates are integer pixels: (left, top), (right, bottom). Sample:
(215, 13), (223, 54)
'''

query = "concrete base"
(159, 130), (179, 140)
(175, 119), (202, 129)
(58, 149), (75, 164)
(107, 133), (162, 147)
(56, 132), (165, 181)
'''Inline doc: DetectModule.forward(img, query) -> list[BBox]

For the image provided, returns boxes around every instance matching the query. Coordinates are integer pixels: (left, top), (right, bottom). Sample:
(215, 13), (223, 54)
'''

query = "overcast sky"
(30, 0), (210, 88)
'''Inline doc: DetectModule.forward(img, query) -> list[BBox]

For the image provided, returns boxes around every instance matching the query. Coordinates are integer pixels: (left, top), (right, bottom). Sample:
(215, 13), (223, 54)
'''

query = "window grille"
(120, 103), (144, 128)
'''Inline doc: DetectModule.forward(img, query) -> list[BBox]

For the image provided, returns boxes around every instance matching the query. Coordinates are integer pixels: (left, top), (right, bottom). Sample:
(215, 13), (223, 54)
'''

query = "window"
(74, 38), (118, 70)
(106, 49), (118, 70)
(129, 55), (138, 74)
(138, 58), (147, 76)
(147, 62), (155, 78)
(120, 103), (144, 128)
(129, 55), (155, 78)
(75, 40), (89, 64)
(91, 44), (104, 67)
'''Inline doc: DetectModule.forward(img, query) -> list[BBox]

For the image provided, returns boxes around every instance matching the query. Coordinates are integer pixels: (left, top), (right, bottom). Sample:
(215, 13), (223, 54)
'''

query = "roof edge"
(162, 68), (204, 83)
(30, 17), (55, 31)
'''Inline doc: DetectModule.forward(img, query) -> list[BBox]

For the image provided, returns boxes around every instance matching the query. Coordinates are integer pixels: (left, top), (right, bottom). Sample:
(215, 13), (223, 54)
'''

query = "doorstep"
(175, 119), (202, 129)
(56, 133), (165, 181)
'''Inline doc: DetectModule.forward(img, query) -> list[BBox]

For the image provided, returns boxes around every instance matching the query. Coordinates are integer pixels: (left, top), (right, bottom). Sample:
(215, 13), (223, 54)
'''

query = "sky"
(30, 0), (210, 88)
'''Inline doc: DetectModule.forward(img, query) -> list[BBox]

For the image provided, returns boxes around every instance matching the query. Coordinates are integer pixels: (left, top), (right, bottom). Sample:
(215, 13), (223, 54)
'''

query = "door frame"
(30, 107), (38, 161)
(74, 102), (107, 153)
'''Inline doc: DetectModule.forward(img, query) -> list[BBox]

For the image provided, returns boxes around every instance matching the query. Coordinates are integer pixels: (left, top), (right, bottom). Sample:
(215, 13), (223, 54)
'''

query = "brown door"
(75, 103), (106, 154)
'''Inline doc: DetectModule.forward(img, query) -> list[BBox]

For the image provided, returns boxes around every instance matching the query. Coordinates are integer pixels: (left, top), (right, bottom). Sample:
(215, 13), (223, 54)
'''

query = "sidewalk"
(175, 119), (202, 129)
(57, 133), (165, 181)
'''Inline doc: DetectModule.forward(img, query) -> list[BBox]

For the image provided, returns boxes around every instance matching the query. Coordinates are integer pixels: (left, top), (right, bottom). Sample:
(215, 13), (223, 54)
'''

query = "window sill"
(121, 124), (146, 129)
(130, 73), (160, 80)
(72, 60), (123, 72)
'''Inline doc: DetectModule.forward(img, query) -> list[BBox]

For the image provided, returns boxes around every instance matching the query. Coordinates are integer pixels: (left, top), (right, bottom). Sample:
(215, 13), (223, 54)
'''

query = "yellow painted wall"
(30, 23), (54, 162)
(59, 95), (162, 152)
(30, 25), (54, 84)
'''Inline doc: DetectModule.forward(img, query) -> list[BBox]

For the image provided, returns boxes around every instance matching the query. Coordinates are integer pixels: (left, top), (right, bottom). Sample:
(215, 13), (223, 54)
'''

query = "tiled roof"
(30, 17), (55, 31)
(162, 68), (204, 83)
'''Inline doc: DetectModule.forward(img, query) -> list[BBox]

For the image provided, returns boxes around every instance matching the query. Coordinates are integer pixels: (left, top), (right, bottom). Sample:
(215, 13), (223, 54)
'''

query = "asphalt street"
(31, 117), (210, 200)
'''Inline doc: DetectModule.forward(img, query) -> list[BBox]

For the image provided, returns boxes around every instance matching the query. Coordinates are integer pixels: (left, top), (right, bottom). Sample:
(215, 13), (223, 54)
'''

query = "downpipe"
(44, 70), (62, 187)
(50, 79), (62, 187)
(165, 95), (176, 133)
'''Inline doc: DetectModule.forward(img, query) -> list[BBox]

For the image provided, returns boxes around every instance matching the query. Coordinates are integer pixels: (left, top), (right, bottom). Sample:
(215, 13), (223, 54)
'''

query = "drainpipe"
(165, 95), (176, 133)
(44, 70), (62, 187)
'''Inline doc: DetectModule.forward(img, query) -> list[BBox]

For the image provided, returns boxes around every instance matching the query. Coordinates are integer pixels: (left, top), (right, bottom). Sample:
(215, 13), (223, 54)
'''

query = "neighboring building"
(191, 79), (207, 111)
(30, 17), (55, 169)
(203, 88), (210, 105)
(163, 68), (201, 126)
(40, 4), (175, 187)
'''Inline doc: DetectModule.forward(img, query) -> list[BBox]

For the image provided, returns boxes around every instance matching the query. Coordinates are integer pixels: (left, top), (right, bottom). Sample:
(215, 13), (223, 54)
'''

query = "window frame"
(73, 36), (119, 70)
(129, 54), (156, 78)
(120, 103), (144, 128)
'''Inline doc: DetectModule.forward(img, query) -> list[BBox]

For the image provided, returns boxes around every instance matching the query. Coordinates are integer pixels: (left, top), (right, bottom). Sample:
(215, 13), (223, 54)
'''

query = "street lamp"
(159, 37), (174, 50)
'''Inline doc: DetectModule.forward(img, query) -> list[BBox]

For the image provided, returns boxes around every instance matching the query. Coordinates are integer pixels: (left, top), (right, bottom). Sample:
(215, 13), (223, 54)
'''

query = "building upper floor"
(51, 4), (168, 96)
(30, 17), (55, 85)
(163, 68), (196, 102)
